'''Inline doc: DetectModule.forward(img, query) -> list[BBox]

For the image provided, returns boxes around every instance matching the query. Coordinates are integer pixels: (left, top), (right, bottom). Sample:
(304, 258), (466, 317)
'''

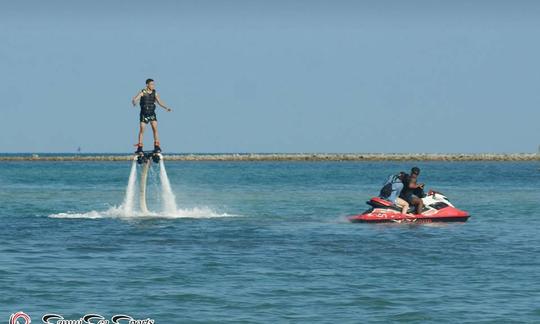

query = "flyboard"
(133, 151), (162, 214)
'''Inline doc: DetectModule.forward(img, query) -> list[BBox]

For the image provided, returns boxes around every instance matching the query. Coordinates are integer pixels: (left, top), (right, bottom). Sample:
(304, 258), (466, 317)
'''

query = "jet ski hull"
(348, 193), (470, 224)
(348, 210), (470, 223)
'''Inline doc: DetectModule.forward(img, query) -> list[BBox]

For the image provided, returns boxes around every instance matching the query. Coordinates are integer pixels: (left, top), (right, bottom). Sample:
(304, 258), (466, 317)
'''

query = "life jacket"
(379, 174), (401, 199)
(401, 173), (412, 193)
(140, 89), (156, 113)
(400, 173), (425, 198)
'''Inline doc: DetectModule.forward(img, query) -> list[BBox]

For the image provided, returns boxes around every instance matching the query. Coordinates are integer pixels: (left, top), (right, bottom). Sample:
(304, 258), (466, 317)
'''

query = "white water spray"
(121, 159), (138, 215)
(159, 159), (178, 214)
(139, 160), (151, 214)
(50, 154), (235, 219)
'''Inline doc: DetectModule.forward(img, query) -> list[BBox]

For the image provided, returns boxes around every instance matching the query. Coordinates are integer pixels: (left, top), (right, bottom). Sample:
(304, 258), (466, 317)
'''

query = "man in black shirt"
(131, 78), (173, 154)
(400, 167), (426, 214)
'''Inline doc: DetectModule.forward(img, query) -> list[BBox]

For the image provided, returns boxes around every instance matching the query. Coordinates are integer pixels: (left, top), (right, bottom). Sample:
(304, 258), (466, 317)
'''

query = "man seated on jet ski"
(381, 172), (410, 214)
(400, 167), (426, 214)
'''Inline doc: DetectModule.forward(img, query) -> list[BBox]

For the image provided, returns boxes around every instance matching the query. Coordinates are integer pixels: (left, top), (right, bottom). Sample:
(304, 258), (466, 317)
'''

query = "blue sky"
(1, 0), (539, 153)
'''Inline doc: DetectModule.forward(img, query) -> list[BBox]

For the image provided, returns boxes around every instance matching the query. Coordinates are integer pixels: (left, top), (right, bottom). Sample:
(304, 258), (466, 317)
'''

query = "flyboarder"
(131, 78), (173, 154)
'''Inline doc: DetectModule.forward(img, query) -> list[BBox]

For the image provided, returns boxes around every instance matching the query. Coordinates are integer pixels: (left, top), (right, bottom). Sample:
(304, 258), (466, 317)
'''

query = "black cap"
(411, 167), (420, 175)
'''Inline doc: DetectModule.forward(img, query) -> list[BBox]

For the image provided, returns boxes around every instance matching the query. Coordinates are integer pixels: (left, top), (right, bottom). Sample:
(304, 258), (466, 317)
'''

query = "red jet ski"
(348, 192), (470, 224)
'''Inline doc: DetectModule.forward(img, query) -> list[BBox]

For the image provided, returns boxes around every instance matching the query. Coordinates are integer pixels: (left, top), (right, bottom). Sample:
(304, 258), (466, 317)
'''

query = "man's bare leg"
(150, 120), (161, 152)
(411, 197), (424, 214)
(150, 121), (160, 143)
(396, 197), (409, 214)
(136, 122), (146, 152)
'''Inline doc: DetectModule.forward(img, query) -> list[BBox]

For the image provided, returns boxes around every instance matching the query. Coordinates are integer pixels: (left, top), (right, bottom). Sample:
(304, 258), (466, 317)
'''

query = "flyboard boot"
(135, 143), (144, 155)
(152, 141), (162, 163)
(135, 143), (148, 164)
(153, 141), (162, 154)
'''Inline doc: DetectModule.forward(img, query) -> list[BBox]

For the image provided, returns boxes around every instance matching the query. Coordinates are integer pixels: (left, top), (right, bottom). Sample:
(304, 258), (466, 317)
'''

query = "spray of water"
(49, 156), (235, 219)
(121, 159), (138, 215)
(159, 159), (178, 214)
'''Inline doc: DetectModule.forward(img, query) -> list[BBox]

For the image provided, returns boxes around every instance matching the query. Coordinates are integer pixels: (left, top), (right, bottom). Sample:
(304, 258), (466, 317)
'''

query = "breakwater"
(1, 153), (539, 161)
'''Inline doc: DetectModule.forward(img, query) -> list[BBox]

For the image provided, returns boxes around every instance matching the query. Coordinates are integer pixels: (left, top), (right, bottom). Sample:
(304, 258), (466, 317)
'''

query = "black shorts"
(401, 192), (418, 204)
(140, 112), (157, 124)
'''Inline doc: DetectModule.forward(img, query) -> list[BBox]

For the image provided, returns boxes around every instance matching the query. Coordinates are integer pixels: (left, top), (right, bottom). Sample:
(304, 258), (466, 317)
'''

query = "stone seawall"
(1, 153), (538, 162)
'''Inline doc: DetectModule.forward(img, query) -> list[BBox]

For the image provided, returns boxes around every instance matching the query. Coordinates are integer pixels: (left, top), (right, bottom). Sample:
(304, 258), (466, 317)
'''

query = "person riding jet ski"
(400, 167), (426, 214)
(379, 172), (409, 214)
(349, 168), (470, 223)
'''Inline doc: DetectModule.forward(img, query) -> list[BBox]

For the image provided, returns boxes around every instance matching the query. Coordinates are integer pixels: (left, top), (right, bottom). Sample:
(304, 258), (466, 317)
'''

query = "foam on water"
(49, 206), (235, 219)
(49, 157), (235, 220)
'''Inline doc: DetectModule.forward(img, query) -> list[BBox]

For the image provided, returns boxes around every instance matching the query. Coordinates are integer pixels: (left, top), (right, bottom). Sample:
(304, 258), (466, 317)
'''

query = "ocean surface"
(1, 160), (539, 323)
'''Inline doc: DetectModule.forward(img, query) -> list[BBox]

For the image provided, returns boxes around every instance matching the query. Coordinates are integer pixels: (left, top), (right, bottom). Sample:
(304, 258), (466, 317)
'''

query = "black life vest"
(402, 174), (412, 190)
(140, 89), (156, 113)
(400, 173), (425, 198)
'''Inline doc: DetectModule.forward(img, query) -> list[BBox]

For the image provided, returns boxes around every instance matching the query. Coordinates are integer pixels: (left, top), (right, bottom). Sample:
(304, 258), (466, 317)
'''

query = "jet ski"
(348, 192), (470, 223)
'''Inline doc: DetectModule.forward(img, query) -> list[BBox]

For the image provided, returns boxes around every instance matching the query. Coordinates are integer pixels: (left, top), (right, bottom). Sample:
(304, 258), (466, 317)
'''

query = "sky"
(1, 0), (539, 153)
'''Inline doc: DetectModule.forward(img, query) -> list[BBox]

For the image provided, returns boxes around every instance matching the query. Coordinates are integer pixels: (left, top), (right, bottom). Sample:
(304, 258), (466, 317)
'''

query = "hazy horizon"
(1, 151), (537, 155)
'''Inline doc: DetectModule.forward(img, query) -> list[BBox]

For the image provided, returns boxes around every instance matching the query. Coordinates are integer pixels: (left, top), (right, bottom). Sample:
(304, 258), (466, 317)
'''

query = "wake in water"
(50, 157), (233, 219)
(49, 206), (233, 219)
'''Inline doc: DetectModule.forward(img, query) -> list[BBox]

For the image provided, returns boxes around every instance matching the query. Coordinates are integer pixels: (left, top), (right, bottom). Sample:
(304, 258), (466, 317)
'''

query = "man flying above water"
(131, 78), (173, 154)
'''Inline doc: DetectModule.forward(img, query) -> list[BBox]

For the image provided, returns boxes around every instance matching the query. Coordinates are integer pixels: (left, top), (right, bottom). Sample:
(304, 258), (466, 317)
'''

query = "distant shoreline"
(1, 153), (538, 162)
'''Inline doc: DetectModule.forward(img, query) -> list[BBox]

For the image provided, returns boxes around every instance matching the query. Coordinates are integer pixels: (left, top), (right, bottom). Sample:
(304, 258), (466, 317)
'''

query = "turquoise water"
(1, 161), (539, 323)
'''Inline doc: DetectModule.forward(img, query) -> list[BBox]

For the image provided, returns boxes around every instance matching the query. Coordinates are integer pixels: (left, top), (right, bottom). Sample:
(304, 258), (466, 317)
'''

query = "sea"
(1, 159), (539, 323)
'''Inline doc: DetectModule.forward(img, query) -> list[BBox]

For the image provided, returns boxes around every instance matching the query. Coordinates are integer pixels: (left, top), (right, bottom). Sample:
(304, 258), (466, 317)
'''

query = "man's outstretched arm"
(155, 93), (172, 112)
(132, 91), (143, 107)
